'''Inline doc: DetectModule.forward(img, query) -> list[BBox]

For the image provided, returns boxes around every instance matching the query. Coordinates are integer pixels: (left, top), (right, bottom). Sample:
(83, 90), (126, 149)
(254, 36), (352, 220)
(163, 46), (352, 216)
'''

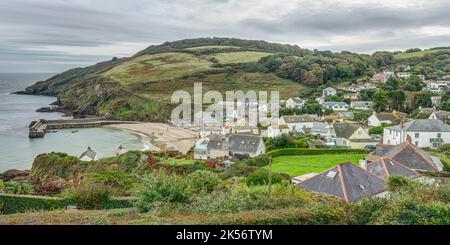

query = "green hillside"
(394, 48), (450, 59)
(21, 37), (450, 121)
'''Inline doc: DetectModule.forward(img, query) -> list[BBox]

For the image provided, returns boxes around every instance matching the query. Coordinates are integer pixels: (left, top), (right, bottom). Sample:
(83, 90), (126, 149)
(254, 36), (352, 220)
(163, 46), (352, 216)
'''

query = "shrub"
(267, 148), (370, 157)
(310, 204), (350, 225)
(71, 183), (111, 209)
(186, 170), (220, 194)
(0, 180), (4, 192)
(235, 155), (271, 167)
(84, 169), (135, 196)
(0, 193), (68, 214)
(3, 181), (33, 195)
(386, 175), (412, 192)
(245, 169), (284, 186)
(350, 197), (388, 224)
(31, 152), (80, 184)
(134, 171), (189, 212)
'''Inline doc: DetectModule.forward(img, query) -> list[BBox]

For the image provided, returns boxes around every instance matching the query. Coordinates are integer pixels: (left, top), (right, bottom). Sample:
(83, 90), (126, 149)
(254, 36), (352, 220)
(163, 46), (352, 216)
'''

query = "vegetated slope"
(394, 47), (450, 60)
(23, 37), (440, 121)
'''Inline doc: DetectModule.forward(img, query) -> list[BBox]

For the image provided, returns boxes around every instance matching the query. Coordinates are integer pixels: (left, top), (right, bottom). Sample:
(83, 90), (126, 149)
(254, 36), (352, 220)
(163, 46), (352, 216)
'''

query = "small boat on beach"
(71, 130), (79, 133)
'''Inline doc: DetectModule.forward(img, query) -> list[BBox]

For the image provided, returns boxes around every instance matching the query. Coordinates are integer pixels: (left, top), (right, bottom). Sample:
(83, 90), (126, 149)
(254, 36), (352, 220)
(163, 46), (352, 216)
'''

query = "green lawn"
(160, 157), (200, 165)
(185, 45), (240, 50)
(394, 48), (450, 60)
(210, 51), (273, 64)
(268, 154), (367, 176)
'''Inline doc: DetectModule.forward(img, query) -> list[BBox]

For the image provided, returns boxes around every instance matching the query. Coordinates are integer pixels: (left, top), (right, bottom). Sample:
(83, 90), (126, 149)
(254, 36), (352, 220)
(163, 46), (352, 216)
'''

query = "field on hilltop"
(394, 48), (450, 60)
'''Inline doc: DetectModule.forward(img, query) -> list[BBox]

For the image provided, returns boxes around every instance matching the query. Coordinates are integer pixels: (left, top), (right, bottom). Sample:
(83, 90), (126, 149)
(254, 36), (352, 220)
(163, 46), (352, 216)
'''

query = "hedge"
(0, 193), (136, 214)
(0, 193), (69, 214)
(267, 148), (371, 158)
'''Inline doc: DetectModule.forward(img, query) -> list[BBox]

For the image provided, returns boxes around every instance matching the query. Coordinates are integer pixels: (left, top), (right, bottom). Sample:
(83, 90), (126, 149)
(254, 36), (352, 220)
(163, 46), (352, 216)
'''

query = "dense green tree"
(360, 89), (377, 101)
(401, 76), (425, 91)
(372, 90), (389, 112)
(415, 90), (433, 108)
(389, 90), (406, 111)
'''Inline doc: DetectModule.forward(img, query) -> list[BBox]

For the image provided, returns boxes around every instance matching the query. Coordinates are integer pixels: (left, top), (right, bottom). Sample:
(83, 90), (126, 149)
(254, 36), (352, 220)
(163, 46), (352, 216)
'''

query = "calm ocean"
(0, 73), (151, 172)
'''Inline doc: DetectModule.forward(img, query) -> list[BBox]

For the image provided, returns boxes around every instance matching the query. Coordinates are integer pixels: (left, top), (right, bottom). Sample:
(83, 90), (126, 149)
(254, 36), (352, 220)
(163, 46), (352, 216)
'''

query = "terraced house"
(333, 122), (378, 148)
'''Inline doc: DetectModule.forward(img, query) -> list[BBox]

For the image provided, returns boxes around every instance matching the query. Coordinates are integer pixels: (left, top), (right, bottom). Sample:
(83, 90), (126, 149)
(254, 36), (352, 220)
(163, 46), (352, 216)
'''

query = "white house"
(383, 119), (450, 149)
(351, 101), (373, 110)
(315, 97), (325, 105)
(323, 101), (349, 111)
(368, 111), (400, 127)
(344, 93), (359, 100)
(333, 122), (379, 148)
(431, 96), (442, 107)
(425, 81), (448, 94)
(285, 97), (305, 109)
(194, 134), (266, 160)
(267, 124), (290, 138)
(280, 115), (321, 133)
(323, 87), (337, 97)
(396, 72), (411, 79)
(80, 147), (97, 161)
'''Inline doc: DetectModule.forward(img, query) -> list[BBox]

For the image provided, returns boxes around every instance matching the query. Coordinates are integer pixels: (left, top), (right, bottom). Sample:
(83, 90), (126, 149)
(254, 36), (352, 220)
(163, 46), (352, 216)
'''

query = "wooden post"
(268, 157), (272, 198)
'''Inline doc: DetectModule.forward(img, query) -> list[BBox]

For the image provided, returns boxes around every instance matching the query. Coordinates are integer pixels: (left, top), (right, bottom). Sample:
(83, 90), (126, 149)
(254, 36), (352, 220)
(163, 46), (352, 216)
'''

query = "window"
(415, 141), (419, 146)
(415, 133), (419, 138)
(438, 133), (442, 138)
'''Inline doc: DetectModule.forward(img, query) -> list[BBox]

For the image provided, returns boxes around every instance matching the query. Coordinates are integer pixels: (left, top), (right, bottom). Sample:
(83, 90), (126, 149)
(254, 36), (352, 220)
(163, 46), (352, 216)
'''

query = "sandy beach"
(105, 123), (198, 154)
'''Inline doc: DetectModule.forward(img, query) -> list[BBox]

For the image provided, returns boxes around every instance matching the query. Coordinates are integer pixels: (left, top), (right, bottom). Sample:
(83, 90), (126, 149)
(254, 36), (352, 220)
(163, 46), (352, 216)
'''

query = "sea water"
(0, 73), (152, 172)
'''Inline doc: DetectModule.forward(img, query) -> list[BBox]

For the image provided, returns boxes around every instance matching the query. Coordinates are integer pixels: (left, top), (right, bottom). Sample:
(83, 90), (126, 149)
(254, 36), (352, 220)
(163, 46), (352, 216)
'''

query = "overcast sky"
(1, 0), (450, 73)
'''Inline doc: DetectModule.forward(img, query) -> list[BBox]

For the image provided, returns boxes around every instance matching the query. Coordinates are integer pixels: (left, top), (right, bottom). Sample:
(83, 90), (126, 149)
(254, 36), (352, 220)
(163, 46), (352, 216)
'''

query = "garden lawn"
(160, 158), (200, 165)
(269, 154), (367, 177)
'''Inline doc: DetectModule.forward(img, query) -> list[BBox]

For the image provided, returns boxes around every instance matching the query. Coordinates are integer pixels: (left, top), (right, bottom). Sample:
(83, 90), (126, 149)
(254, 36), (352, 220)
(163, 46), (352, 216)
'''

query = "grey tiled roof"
(298, 163), (386, 202)
(80, 147), (97, 160)
(385, 119), (450, 132)
(333, 122), (359, 139)
(228, 134), (262, 154)
(282, 115), (318, 123)
(369, 142), (439, 171)
(376, 112), (400, 123)
(366, 157), (422, 180)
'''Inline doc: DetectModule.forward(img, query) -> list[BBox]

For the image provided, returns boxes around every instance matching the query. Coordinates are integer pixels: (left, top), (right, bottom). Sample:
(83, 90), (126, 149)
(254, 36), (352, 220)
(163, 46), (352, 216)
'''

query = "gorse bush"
(84, 169), (135, 196)
(186, 170), (220, 194)
(134, 171), (189, 212)
(71, 183), (111, 209)
(246, 169), (285, 186)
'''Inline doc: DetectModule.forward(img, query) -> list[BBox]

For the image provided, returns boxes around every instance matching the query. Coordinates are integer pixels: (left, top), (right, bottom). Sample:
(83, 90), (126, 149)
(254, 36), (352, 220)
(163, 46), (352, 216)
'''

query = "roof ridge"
(380, 158), (390, 178)
(337, 165), (349, 202)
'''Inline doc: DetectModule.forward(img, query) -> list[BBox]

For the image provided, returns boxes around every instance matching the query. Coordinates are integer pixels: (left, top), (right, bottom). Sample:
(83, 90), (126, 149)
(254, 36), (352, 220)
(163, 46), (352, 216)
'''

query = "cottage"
(323, 101), (349, 111)
(431, 96), (442, 106)
(336, 112), (354, 120)
(297, 163), (386, 202)
(194, 134), (266, 160)
(372, 71), (393, 83)
(344, 93), (359, 100)
(315, 97), (325, 105)
(383, 119), (450, 149)
(285, 97), (305, 109)
(322, 87), (337, 97)
(368, 111), (400, 127)
(267, 124), (290, 138)
(396, 72), (411, 79)
(80, 146), (97, 161)
(279, 114), (321, 133)
(369, 140), (443, 171)
(333, 122), (379, 148)
(425, 81), (448, 94)
(351, 101), (373, 110)
(307, 122), (335, 138)
(429, 110), (450, 122)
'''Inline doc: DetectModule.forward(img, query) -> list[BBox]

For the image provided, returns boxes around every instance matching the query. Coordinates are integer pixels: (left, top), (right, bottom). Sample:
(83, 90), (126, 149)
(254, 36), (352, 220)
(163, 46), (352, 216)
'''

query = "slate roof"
(228, 134), (262, 154)
(385, 119), (450, 132)
(282, 115), (318, 123)
(333, 122), (360, 139)
(323, 101), (348, 107)
(80, 147), (97, 161)
(297, 163), (386, 202)
(375, 112), (400, 123)
(431, 111), (450, 121)
(207, 134), (227, 150)
(366, 157), (422, 180)
(369, 141), (440, 171)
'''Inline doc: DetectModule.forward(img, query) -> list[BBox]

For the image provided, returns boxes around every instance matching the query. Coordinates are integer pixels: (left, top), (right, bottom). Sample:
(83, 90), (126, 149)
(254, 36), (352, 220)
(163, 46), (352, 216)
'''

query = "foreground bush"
(84, 169), (135, 196)
(186, 170), (220, 194)
(2, 181), (33, 195)
(134, 171), (189, 212)
(70, 183), (111, 209)
(246, 169), (285, 186)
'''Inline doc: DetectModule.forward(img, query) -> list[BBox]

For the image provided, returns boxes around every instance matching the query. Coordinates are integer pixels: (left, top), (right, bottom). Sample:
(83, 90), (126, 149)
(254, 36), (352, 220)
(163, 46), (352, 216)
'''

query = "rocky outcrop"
(0, 169), (31, 183)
